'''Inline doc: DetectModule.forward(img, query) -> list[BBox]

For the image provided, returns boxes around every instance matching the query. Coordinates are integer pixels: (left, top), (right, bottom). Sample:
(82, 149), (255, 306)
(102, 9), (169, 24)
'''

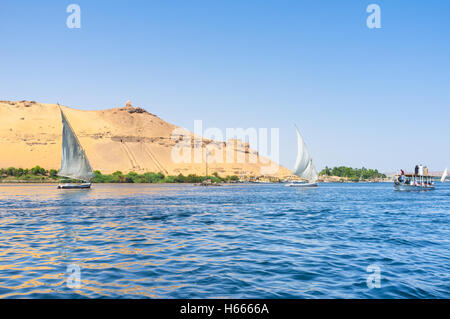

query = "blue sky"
(1, 1), (449, 173)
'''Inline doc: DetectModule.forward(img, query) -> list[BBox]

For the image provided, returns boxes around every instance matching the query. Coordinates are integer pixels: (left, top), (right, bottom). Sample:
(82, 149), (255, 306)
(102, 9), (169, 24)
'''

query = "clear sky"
(1, 0), (449, 173)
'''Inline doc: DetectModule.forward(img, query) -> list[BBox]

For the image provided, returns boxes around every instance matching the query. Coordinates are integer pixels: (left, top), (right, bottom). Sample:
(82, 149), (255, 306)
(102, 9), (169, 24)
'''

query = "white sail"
(293, 126), (318, 182)
(441, 168), (448, 183)
(58, 108), (94, 182)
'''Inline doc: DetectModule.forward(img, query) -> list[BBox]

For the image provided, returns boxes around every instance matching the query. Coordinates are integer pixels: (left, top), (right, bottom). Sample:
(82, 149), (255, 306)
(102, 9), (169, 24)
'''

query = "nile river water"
(0, 183), (448, 298)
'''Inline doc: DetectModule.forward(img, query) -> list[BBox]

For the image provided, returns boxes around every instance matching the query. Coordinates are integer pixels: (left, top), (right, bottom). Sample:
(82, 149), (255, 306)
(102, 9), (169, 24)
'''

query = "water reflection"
(0, 183), (178, 201)
(0, 183), (449, 298)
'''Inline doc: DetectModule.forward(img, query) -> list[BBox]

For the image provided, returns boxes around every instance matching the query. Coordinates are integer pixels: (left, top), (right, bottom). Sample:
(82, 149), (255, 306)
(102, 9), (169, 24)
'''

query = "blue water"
(0, 183), (448, 298)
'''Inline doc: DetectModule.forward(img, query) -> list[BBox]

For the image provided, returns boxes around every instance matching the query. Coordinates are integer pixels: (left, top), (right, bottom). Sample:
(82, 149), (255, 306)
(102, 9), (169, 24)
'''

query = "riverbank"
(0, 167), (239, 184)
(319, 175), (392, 183)
(0, 178), (393, 184)
(1, 166), (394, 184)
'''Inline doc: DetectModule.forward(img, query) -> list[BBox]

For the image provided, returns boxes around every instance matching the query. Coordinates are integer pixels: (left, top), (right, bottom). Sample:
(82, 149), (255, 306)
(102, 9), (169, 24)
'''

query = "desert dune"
(0, 100), (292, 178)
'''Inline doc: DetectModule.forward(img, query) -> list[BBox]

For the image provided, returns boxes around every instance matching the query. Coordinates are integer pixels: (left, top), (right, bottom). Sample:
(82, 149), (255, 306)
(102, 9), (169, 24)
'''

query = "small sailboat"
(286, 126), (318, 187)
(57, 106), (94, 189)
(441, 168), (448, 183)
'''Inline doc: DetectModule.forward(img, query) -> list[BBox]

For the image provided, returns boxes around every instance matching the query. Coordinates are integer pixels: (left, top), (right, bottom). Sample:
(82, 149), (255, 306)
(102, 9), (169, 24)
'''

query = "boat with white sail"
(286, 126), (318, 187)
(57, 106), (94, 189)
(441, 168), (448, 183)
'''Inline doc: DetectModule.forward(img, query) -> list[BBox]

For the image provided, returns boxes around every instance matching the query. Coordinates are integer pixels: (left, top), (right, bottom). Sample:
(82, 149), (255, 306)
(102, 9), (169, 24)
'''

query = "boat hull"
(286, 182), (318, 188)
(394, 183), (434, 191)
(57, 183), (91, 189)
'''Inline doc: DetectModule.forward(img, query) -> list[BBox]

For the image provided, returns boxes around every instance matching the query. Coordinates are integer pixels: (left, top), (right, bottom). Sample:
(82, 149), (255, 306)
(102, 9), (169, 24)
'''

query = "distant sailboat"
(57, 106), (94, 189)
(286, 126), (318, 187)
(441, 168), (448, 183)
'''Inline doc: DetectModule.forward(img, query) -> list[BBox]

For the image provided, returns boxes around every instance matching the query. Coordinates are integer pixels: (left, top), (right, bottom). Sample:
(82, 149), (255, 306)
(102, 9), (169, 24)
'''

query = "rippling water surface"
(0, 183), (449, 298)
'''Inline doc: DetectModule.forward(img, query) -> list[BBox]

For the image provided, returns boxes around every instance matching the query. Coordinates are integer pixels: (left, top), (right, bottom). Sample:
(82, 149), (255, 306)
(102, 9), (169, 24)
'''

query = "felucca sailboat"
(286, 126), (319, 187)
(441, 168), (448, 183)
(57, 106), (94, 189)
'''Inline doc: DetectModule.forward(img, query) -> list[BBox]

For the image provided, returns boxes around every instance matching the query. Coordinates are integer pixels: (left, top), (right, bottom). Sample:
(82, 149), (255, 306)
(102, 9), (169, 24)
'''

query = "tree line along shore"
(0, 166), (238, 184)
(0, 166), (388, 183)
(319, 166), (387, 182)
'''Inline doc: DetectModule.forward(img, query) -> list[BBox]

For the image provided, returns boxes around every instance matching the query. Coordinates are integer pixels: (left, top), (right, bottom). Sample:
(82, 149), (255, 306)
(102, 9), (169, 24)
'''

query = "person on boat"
(399, 169), (405, 183)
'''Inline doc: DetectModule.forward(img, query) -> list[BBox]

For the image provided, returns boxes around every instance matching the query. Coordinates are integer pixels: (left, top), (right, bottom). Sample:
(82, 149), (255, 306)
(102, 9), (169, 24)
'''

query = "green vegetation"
(320, 166), (386, 181)
(0, 166), (58, 182)
(0, 166), (240, 184)
(92, 170), (239, 184)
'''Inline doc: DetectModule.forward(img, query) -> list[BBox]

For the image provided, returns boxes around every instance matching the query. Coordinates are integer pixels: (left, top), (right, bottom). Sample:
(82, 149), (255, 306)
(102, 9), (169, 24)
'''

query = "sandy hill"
(0, 100), (292, 178)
